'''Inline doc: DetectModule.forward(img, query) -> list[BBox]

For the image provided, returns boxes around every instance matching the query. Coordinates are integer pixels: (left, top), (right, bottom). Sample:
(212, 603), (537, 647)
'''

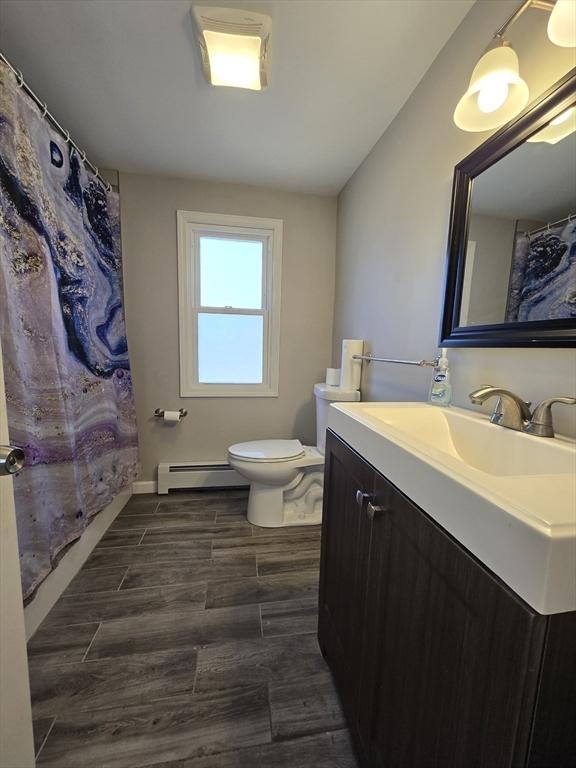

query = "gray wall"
(334, 0), (576, 438)
(120, 173), (337, 480)
(466, 214), (516, 326)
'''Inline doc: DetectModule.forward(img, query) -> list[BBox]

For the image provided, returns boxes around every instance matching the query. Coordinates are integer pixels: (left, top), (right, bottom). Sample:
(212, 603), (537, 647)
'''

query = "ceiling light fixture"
(192, 5), (271, 91)
(454, 0), (574, 133)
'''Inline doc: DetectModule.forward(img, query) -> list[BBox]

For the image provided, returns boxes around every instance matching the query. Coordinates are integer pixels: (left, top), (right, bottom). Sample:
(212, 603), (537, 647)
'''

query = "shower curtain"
(506, 219), (576, 322)
(0, 63), (139, 599)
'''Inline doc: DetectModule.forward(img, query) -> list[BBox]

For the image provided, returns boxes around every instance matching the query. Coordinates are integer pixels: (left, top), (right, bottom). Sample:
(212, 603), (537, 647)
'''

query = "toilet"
(228, 383), (361, 527)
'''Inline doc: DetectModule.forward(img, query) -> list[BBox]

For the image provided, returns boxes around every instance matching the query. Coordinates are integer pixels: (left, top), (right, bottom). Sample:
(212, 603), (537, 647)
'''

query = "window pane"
(200, 237), (263, 309)
(198, 313), (263, 384)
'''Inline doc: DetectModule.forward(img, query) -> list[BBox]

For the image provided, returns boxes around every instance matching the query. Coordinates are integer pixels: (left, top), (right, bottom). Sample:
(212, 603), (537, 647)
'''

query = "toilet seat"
(229, 439), (305, 463)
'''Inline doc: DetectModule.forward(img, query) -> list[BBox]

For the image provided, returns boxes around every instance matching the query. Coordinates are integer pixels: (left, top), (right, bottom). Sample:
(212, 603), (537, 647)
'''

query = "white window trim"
(177, 210), (283, 398)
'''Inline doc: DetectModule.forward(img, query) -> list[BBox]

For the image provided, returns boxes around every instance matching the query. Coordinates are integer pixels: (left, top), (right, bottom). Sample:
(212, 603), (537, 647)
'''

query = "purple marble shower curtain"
(506, 220), (576, 322)
(0, 63), (139, 599)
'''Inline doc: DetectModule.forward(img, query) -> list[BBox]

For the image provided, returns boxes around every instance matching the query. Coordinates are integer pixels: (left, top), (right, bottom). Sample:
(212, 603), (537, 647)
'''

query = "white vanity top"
(328, 402), (576, 615)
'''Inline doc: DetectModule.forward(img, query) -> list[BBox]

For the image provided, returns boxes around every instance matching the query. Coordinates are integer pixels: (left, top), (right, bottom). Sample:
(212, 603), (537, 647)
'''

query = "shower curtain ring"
(80, 150), (87, 162)
(64, 130), (70, 144)
(16, 70), (24, 87)
(41, 102), (48, 117)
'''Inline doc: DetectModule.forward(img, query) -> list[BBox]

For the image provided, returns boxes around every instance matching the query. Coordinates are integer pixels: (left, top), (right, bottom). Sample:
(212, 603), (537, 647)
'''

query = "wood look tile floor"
(29, 490), (358, 768)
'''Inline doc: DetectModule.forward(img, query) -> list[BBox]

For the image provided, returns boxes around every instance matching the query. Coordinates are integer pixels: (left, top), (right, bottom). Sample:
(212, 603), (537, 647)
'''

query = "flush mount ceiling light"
(548, 0), (576, 47)
(527, 105), (576, 143)
(454, 0), (575, 133)
(192, 5), (271, 90)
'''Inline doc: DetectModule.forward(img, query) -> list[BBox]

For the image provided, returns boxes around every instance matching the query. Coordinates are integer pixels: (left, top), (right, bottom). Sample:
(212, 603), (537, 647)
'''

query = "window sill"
(180, 386), (279, 398)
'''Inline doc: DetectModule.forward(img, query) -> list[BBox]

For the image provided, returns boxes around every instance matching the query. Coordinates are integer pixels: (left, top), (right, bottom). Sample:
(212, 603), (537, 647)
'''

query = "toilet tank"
(314, 383), (361, 455)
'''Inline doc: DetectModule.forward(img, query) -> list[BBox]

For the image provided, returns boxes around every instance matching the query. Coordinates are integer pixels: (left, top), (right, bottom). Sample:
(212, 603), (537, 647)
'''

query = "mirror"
(441, 69), (576, 347)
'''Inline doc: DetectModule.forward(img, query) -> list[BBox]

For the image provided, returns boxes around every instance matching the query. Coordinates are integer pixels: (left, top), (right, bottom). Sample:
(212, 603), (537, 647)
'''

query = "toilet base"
(247, 468), (324, 527)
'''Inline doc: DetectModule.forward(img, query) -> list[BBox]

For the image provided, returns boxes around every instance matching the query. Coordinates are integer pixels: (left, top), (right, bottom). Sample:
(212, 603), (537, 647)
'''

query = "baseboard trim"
(24, 487), (132, 640)
(132, 480), (157, 494)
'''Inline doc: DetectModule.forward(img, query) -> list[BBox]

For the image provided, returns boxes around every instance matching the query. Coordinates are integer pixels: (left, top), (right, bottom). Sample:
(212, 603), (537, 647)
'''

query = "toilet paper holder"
(154, 408), (188, 419)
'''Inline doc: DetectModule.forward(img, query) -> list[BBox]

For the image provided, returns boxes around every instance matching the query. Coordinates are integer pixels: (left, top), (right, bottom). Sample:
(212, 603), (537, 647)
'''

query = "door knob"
(0, 445), (25, 476)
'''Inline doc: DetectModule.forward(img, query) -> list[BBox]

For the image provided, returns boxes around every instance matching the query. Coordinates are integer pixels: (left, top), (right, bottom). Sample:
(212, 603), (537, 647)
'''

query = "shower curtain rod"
(525, 212), (575, 237)
(0, 50), (112, 191)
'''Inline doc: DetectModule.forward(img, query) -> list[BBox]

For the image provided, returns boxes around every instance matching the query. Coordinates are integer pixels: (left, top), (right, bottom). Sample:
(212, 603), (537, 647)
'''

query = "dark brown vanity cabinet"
(318, 429), (576, 768)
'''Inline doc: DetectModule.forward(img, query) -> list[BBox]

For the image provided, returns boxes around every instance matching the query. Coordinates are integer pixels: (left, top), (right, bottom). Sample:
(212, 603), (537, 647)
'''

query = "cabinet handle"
(356, 490), (371, 507)
(367, 502), (387, 520)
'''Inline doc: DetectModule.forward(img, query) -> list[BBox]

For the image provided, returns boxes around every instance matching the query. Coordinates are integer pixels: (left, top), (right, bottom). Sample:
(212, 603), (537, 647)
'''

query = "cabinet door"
(355, 471), (394, 761)
(367, 474), (546, 768)
(318, 429), (375, 729)
(526, 610), (576, 767)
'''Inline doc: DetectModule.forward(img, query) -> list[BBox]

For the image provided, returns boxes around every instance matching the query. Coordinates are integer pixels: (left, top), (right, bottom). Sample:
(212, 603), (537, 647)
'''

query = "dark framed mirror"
(441, 68), (576, 348)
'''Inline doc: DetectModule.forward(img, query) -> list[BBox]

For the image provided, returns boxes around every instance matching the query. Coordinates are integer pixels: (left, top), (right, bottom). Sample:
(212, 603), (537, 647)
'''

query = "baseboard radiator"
(157, 461), (248, 494)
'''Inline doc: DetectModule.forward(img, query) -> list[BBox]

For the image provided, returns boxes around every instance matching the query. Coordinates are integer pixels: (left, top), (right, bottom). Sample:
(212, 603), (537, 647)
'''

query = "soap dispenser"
(429, 349), (452, 407)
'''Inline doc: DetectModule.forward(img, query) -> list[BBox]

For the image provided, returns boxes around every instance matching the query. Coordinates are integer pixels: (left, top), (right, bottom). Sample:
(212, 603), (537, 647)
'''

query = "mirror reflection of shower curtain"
(506, 219), (576, 322)
(0, 63), (139, 600)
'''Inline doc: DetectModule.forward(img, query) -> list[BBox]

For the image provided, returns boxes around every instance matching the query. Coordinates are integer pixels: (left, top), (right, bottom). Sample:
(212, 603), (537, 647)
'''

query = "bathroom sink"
(328, 402), (576, 614)
(356, 403), (574, 477)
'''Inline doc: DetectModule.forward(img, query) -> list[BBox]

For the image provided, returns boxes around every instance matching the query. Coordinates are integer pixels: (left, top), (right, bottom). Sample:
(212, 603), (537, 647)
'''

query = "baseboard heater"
(157, 461), (248, 495)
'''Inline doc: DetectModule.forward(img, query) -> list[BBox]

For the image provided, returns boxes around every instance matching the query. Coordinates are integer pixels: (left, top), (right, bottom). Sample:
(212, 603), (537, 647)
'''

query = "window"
(177, 211), (282, 397)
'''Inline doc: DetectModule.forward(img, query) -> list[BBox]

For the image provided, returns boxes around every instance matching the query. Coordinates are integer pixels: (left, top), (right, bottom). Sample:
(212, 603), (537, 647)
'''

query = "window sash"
(196, 311), (265, 385)
(192, 308), (269, 387)
(190, 227), (272, 311)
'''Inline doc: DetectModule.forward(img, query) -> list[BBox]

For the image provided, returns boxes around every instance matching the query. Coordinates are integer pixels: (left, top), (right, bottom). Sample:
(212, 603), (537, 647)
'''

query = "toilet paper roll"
(340, 339), (364, 391)
(326, 368), (341, 386)
(162, 410), (182, 423)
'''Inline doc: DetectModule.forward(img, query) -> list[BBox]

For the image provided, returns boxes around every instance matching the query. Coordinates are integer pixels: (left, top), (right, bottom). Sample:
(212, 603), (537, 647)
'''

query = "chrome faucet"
(469, 386), (576, 438)
(469, 386), (532, 431)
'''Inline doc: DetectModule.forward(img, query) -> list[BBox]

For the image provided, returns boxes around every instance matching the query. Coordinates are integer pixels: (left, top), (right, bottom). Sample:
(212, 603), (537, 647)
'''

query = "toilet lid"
(229, 439), (305, 462)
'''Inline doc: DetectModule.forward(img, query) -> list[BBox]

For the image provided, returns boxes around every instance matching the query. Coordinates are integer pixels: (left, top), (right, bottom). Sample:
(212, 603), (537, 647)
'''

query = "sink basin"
(359, 403), (574, 477)
(328, 402), (576, 614)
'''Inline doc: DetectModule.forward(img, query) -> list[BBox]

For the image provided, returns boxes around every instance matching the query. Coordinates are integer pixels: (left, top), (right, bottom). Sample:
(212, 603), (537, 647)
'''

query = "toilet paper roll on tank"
(325, 340), (364, 390)
(325, 368), (341, 386)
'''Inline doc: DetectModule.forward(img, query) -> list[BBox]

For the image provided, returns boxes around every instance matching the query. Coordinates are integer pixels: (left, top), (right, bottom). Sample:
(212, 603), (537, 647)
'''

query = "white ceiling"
(0, 0), (473, 194)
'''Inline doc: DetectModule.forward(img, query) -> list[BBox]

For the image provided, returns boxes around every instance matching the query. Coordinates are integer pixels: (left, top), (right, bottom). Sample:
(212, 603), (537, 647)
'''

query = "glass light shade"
(453, 44), (529, 132)
(547, 0), (576, 47)
(526, 106), (576, 144)
(203, 30), (262, 90)
(476, 77), (510, 113)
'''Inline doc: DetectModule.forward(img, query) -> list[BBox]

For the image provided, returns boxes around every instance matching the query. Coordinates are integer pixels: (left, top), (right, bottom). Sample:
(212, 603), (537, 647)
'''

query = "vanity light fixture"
(192, 5), (271, 91)
(548, 0), (576, 47)
(454, 0), (574, 133)
(526, 105), (576, 142)
(453, 40), (529, 132)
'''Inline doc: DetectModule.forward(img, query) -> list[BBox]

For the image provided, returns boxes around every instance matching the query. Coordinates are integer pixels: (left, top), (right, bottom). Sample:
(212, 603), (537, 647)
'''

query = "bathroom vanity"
(318, 403), (576, 768)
